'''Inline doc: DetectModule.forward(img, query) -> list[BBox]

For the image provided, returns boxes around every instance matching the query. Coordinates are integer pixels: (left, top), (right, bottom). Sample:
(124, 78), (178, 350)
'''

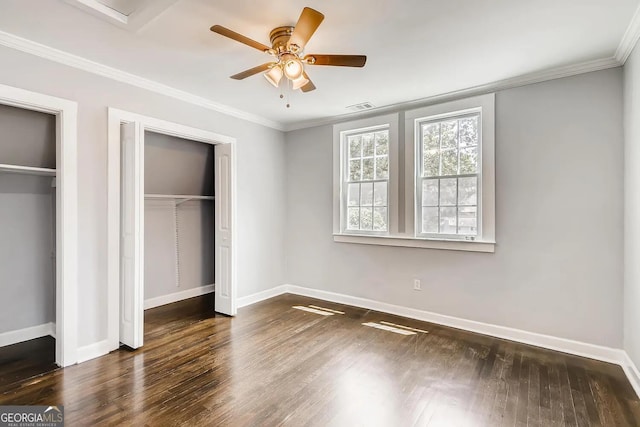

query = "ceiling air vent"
(346, 102), (375, 112)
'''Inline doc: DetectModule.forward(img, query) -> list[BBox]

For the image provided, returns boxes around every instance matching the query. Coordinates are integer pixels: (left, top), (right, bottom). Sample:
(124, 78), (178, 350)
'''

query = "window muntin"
(416, 111), (481, 238)
(344, 128), (390, 233)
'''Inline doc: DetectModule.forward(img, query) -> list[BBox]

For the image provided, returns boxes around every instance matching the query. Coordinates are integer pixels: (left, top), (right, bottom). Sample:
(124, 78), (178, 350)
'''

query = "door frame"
(0, 83), (78, 367)
(106, 108), (237, 351)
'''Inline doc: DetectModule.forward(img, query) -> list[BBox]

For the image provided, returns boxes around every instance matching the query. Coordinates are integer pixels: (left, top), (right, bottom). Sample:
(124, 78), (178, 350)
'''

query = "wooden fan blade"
(230, 63), (274, 80)
(305, 54), (367, 67)
(211, 25), (270, 52)
(288, 7), (325, 49)
(300, 72), (316, 93)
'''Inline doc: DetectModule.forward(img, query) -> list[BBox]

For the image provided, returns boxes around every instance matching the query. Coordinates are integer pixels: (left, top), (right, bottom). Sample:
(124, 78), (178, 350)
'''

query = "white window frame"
(405, 94), (495, 251)
(332, 94), (495, 253)
(333, 114), (399, 236)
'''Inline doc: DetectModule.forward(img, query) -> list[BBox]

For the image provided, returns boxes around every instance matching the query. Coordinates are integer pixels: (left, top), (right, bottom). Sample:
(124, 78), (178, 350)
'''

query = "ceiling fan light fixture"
(264, 65), (283, 87)
(283, 57), (304, 80)
(211, 7), (367, 96)
(291, 74), (309, 90)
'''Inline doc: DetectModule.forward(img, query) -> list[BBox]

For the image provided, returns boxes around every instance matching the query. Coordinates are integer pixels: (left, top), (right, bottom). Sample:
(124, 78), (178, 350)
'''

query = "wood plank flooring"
(0, 294), (638, 426)
(0, 335), (57, 389)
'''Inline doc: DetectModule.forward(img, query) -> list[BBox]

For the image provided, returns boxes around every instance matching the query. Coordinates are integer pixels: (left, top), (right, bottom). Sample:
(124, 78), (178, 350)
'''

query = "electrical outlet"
(413, 279), (421, 291)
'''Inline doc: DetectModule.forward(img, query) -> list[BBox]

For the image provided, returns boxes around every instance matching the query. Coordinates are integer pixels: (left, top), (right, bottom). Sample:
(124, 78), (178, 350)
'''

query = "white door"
(214, 142), (236, 316)
(120, 122), (145, 348)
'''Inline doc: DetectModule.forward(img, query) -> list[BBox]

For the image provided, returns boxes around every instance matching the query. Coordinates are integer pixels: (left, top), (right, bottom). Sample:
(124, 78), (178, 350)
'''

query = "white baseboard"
(0, 322), (55, 347)
(77, 339), (112, 364)
(144, 284), (215, 310)
(237, 285), (289, 308)
(622, 352), (640, 399)
(283, 284), (624, 365)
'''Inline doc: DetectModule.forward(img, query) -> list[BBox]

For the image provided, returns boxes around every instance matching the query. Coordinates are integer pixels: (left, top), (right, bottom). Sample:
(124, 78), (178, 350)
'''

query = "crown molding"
(0, 30), (284, 131)
(616, 2), (640, 64)
(284, 56), (621, 132)
(0, 28), (628, 134)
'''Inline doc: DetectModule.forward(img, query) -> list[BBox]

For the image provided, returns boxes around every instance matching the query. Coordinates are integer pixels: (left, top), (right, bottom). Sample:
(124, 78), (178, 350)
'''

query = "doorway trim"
(107, 108), (237, 351)
(0, 83), (78, 367)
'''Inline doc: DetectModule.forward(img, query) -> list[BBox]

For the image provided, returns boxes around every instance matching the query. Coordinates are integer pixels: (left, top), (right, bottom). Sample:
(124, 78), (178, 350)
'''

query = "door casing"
(0, 83), (78, 367)
(107, 108), (237, 351)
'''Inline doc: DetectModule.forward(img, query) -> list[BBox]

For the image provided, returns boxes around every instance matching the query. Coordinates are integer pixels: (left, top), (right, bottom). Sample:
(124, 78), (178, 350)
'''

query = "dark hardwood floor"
(0, 294), (638, 426)
(0, 335), (57, 390)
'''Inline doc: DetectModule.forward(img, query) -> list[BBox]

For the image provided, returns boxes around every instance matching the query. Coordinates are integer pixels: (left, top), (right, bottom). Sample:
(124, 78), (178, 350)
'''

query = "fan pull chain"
(277, 79), (292, 108)
(286, 78), (291, 108)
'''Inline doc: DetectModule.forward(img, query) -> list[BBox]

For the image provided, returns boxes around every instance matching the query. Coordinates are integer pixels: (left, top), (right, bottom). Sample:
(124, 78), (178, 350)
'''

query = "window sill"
(333, 234), (495, 253)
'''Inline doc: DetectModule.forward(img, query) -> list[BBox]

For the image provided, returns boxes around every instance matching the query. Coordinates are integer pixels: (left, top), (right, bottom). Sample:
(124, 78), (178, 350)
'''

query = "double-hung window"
(345, 128), (389, 232)
(334, 114), (399, 236)
(416, 111), (481, 239)
(333, 94), (494, 252)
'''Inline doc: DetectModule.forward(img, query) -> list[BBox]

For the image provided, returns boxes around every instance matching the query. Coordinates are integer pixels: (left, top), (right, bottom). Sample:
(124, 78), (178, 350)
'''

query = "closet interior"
(0, 103), (57, 383)
(143, 131), (215, 316)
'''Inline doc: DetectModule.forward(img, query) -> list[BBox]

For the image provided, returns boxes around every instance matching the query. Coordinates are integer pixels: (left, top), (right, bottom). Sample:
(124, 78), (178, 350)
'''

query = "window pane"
(362, 158), (375, 180)
(349, 159), (361, 181)
(349, 135), (362, 158)
(422, 179), (439, 207)
(441, 120), (458, 150)
(376, 156), (389, 179)
(441, 149), (458, 175)
(362, 133), (375, 157)
(375, 131), (388, 155)
(439, 207), (457, 234)
(458, 177), (477, 206)
(347, 183), (360, 206)
(373, 207), (387, 231)
(458, 207), (477, 235)
(361, 207), (373, 230)
(361, 182), (374, 206)
(423, 123), (440, 151)
(423, 150), (439, 177)
(439, 178), (457, 206)
(460, 146), (478, 174)
(422, 207), (438, 233)
(459, 116), (478, 148)
(347, 207), (360, 230)
(374, 182), (387, 206)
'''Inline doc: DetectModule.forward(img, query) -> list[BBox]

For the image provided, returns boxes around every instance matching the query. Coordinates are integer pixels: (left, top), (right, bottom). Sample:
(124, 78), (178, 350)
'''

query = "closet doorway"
(107, 109), (236, 350)
(0, 83), (78, 368)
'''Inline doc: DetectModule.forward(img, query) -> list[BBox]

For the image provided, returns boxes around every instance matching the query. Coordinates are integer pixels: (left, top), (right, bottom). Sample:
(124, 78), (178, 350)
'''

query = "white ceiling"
(0, 0), (637, 127)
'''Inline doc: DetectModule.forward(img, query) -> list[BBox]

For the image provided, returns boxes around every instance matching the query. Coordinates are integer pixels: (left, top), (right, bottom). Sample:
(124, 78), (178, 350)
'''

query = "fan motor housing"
(269, 26), (295, 51)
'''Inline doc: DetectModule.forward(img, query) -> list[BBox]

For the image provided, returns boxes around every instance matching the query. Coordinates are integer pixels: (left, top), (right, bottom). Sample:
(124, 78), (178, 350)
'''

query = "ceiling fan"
(210, 7), (367, 93)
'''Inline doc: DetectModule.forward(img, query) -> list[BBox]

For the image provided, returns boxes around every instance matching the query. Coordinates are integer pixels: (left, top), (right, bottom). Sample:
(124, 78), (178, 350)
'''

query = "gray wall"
(0, 104), (56, 169)
(285, 69), (624, 347)
(144, 200), (214, 300)
(0, 45), (286, 347)
(144, 132), (214, 302)
(144, 131), (214, 196)
(0, 176), (55, 333)
(624, 44), (640, 367)
(0, 106), (56, 334)
(144, 199), (178, 300)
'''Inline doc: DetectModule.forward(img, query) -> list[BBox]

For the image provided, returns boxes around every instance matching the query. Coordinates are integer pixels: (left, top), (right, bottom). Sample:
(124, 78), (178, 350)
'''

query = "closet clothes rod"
(0, 164), (56, 177)
(144, 194), (215, 205)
